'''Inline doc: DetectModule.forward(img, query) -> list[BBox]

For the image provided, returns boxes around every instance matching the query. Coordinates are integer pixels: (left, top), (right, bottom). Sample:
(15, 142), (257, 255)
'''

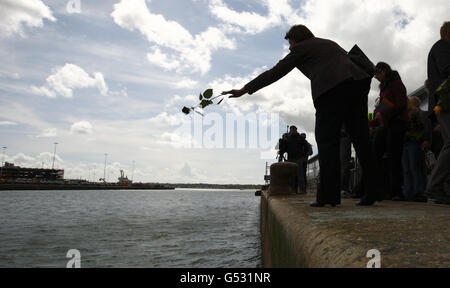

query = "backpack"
(278, 134), (289, 154)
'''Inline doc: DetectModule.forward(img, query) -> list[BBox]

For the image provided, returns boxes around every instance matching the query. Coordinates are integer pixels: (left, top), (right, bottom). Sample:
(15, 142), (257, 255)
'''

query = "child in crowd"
(402, 96), (428, 202)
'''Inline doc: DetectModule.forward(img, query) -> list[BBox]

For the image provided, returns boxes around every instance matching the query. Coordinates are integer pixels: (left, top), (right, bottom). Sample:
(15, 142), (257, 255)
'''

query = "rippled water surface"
(0, 189), (261, 268)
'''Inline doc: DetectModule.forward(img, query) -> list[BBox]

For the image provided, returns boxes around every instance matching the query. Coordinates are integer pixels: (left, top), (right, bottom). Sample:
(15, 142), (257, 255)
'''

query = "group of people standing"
(277, 125), (313, 194)
(223, 21), (450, 207)
(359, 22), (450, 205)
(346, 62), (434, 203)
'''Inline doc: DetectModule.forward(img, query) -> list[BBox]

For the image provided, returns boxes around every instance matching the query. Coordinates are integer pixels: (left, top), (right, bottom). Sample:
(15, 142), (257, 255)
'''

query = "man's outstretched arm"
(222, 87), (248, 98)
(222, 52), (299, 98)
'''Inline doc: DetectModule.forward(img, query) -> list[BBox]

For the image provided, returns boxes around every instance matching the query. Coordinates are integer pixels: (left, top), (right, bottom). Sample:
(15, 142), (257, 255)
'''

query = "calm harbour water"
(0, 189), (261, 268)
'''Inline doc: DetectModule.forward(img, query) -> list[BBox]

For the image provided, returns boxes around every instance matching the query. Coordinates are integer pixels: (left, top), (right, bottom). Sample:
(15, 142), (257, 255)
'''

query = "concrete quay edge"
(260, 190), (450, 268)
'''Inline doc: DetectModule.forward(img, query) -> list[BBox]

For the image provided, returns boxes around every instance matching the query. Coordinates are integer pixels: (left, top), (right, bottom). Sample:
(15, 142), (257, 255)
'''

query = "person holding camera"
(285, 126), (307, 194)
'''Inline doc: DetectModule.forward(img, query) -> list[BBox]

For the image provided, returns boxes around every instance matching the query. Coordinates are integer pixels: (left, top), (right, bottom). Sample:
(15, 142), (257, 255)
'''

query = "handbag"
(374, 97), (394, 114)
(348, 44), (375, 77)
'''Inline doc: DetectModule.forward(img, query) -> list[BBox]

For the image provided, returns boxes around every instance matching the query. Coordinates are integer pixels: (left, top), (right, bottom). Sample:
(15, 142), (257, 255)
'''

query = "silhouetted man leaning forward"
(223, 25), (377, 207)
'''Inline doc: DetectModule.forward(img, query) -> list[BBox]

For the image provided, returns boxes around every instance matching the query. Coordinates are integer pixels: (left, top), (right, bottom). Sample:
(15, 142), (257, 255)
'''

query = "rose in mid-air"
(182, 106), (191, 115)
(181, 89), (225, 116)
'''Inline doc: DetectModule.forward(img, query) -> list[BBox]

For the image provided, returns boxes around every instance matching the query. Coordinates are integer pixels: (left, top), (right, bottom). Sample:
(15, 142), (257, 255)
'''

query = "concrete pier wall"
(260, 190), (450, 268)
(260, 191), (366, 267)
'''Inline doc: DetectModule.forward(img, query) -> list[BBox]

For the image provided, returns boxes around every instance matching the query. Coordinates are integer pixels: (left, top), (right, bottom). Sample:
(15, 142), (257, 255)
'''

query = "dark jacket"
(369, 71), (408, 126)
(304, 140), (313, 157)
(428, 39), (450, 112)
(286, 133), (305, 160)
(405, 111), (425, 142)
(244, 37), (370, 103)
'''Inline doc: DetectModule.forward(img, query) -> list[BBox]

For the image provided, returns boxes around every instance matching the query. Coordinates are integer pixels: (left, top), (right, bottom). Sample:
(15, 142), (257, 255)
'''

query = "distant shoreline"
(0, 182), (264, 191)
(169, 183), (263, 190)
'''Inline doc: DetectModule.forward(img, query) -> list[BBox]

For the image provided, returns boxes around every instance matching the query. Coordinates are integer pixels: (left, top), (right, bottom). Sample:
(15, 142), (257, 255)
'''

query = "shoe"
(434, 198), (450, 205)
(309, 202), (336, 207)
(341, 190), (353, 198)
(356, 200), (375, 206)
(309, 201), (325, 207)
(356, 195), (375, 206)
(413, 195), (428, 203)
(425, 189), (446, 200)
(392, 196), (406, 201)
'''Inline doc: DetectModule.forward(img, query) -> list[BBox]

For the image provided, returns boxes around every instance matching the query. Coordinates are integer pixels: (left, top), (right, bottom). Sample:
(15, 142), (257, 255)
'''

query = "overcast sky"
(0, 0), (448, 184)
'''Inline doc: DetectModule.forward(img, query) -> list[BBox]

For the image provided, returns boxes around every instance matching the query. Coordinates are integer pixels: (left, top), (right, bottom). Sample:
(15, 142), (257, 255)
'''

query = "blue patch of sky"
(393, 7), (413, 30)
(208, 25), (289, 81)
(143, 0), (216, 35)
(3, 1), (297, 133)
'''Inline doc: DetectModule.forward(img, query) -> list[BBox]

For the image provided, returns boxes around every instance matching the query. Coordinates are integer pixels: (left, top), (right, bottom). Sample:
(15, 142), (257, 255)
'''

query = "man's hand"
(222, 88), (247, 98)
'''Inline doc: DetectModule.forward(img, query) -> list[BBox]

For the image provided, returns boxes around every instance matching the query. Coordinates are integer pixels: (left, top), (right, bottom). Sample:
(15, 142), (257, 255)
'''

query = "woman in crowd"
(402, 96), (428, 202)
(370, 62), (408, 200)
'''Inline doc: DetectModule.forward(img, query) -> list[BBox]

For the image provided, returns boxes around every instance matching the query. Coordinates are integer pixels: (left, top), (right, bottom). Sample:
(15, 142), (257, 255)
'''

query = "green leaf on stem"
(203, 89), (213, 99)
(200, 99), (213, 108)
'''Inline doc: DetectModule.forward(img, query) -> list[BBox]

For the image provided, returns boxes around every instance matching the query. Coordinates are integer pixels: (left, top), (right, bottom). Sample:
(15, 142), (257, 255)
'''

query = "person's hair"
(375, 62), (401, 90)
(407, 96), (420, 119)
(285, 25), (314, 43)
(290, 125), (297, 130)
(375, 62), (392, 75)
(440, 21), (450, 39)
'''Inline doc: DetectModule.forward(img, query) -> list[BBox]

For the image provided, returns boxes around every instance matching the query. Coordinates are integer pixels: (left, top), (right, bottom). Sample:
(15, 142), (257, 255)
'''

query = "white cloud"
(31, 64), (108, 98)
(159, 131), (198, 149)
(0, 121), (17, 126)
(0, 0), (56, 36)
(176, 162), (209, 182)
(296, 0), (448, 92)
(209, 67), (315, 134)
(37, 128), (57, 138)
(8, 153), (36, 167)
(207, 0), (447, 93)
(146, 46), (181, 71)
(148, 112), (184, 127)
(209, 0), (449, 128)
(36, 152), (62, 167)
(2, 0), (449, 185)
(70, 121), (93, 135)
(3, 152), (63, 170)
(164, 94), (198, 110)
(111, 0), (236, 74)
(0, 69), (20, 79)
(0, 101), (49, 129)
(30, 85), (56, 98)
(109, 87), (128, 98)
(209, 0), (299, 34)
(175, 78), (199, 89)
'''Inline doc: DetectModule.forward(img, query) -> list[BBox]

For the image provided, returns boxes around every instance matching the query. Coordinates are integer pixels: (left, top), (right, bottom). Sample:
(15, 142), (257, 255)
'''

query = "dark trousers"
(314, 78), (373, 205)
(287, 158), (306, 191)
(340, 134), (352, 192)
(372, 120), (406, 198)
(303, 160), (308, 188)
(402, 141), (425, 199)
